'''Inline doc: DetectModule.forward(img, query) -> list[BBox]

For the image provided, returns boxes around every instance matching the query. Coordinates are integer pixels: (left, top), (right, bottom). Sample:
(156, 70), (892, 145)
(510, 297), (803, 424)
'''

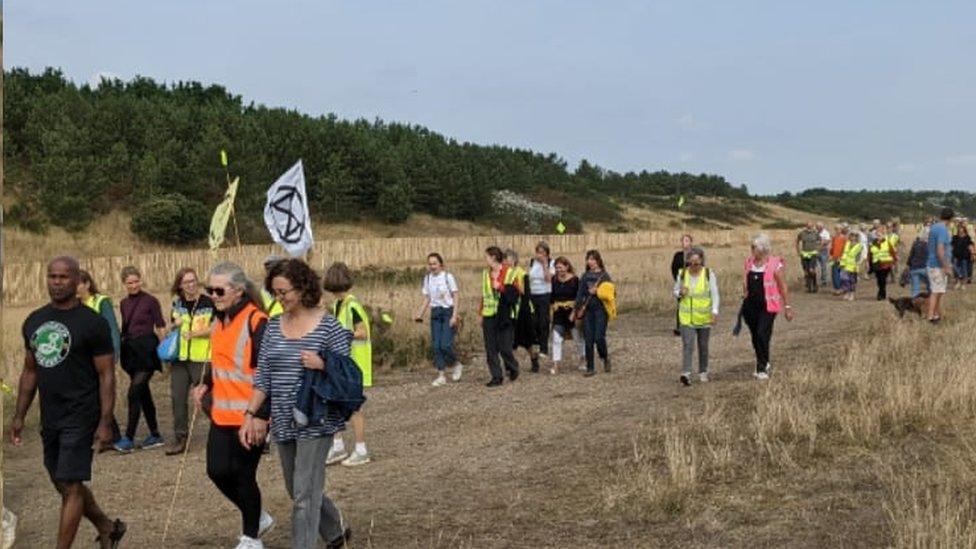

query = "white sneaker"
(235, 535), (264, 549)
(754, 371), (769, 380)
(342, 451), (371, 467)
(326, 448), (348, 466)
(699, 372), (709, 383)
(431, 374), (447, 387)
(451, 363), (464, 382)
(258, 510), (275, 538)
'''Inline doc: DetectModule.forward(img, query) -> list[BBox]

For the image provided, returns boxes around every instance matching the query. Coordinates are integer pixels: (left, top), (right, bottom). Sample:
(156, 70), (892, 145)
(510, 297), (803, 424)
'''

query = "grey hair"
(751, 233), (773, 254)
(209, 261), (263, 307)
(503, 248), (519, 266)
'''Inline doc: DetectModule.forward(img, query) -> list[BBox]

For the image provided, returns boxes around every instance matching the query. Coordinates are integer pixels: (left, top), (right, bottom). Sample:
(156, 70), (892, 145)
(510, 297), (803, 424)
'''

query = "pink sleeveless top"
(744, 255), (784, 314)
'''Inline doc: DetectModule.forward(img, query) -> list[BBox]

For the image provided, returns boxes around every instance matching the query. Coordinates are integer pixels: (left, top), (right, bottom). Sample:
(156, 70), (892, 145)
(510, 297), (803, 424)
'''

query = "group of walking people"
(670, 233), (795, 386)
(12, 256), (373, 548)
(12, 216), (973, 547)
(414, 243), (618, 388)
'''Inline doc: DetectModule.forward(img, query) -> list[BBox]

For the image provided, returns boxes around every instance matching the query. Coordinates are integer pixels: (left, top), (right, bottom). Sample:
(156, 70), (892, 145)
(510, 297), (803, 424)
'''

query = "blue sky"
(8, 1), (976, 194)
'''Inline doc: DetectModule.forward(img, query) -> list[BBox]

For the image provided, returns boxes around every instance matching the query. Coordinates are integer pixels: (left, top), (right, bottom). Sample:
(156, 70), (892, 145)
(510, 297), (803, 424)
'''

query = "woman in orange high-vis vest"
(191, 262), (274, 549)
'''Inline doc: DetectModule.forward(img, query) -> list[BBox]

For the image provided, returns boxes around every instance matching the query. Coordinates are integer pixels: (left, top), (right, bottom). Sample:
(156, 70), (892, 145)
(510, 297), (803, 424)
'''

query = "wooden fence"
(3, 228), (791, 306)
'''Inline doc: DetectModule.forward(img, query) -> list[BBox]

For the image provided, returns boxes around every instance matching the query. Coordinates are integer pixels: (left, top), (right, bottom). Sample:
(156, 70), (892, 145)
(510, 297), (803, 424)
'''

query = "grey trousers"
(680, 326), (710, 374)
(170, 361), (205, 438)
(277, 435), (344, 548)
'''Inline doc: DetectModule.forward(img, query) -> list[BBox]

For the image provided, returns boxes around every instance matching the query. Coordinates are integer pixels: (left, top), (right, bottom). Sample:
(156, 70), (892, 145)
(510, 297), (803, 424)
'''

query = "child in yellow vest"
(323, 262), (373, 467)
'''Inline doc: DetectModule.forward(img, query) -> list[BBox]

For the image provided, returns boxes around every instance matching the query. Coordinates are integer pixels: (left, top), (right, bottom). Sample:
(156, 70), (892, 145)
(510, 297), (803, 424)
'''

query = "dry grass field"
(5, 230), (969, 548)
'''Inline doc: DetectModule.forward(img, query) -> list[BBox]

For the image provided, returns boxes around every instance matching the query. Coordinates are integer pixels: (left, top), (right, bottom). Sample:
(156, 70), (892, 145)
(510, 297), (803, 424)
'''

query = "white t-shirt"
(528, 259), (555, 295)
(422, 271), (459, 308)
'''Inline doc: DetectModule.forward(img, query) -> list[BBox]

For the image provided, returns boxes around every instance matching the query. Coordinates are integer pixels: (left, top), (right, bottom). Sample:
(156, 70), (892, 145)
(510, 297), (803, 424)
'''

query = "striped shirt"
(255, 313), (352, 442)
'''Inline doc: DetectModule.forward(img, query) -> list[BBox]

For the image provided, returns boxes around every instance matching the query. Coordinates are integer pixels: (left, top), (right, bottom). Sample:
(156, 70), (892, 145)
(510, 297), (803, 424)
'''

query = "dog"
(889, 292), (930, 318)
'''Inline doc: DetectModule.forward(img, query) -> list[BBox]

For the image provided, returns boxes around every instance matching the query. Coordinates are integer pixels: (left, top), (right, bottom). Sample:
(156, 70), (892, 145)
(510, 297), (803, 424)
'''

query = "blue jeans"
(583, 305), (608, 372)
(831, 262), (842, 290)
(909, 268), (929, 297)
(818, 250), (830, 285)
(954, 258), (972, 281)
(430, 307), (457, 371)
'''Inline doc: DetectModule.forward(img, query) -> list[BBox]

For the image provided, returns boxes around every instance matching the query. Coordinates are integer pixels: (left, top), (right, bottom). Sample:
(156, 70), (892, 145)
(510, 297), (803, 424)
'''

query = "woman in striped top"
(241, 259), (352, 549)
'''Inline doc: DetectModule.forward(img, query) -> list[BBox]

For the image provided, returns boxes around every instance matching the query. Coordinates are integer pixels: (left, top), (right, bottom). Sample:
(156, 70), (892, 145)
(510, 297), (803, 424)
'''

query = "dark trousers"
(125, 370), (159, 439)
(875, 267), (892, 299)
(530, 294), (551, 355)
(801, 256), (819, 292)
(742, 304), (776, 372)
(206, 425), (264, 538)
(170, 361), (205, 439)
(482, 315), (519, 381)
(583, 305), (609, 372)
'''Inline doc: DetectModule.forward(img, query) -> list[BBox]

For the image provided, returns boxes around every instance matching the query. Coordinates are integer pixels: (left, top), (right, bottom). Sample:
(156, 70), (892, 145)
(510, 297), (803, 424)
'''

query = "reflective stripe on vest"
(870, 239), (894, 264)
(334, 295), (372, 372)
(678, 268), (712, 327)
(84, 294), (107, 313)
(210, 302), (267, 426)
(481, 268), (519, 318)
(173, 298), (213, 362)
(841, 242), (863, 272)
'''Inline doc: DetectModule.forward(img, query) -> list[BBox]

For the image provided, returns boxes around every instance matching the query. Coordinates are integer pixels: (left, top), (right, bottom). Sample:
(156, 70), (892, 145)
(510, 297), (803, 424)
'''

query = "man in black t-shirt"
(11, 256), (127, 548)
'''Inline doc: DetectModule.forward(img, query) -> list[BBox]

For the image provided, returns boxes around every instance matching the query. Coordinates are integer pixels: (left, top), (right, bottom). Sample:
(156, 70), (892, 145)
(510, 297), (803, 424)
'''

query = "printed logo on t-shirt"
(30, 321), (71, 368)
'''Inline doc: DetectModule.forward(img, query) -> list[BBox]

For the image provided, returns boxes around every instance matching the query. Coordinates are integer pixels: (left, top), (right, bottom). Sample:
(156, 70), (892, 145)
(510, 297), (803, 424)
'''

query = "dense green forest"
(4, 68), (751, 243)
(766, 189), (976, 224)
(6, 68), (973, 244)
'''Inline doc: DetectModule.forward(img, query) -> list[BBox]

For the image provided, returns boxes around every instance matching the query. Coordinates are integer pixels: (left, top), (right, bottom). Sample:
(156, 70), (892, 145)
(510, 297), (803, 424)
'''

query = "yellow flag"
(209, 177), (239, 251)
(220, 150), (229, 167)
(556, 221), (566, 234)
(677, 195), (686, 209)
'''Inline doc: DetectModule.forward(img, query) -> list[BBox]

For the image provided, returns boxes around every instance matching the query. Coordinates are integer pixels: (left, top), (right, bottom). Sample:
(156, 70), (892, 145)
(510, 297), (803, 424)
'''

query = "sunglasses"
(205, 286), (229, 297)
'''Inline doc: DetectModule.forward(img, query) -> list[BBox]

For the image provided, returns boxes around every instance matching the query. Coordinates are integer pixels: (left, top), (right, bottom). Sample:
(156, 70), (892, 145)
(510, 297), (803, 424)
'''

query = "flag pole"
(220, 151), (243, 253)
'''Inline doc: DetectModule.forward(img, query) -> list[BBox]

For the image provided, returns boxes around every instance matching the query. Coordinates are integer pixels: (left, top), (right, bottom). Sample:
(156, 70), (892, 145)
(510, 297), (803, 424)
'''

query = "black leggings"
(125, 370), (159, 439)
(875, 267), (891, 299)
(207, 425), (264, 538)
(742, 305), (776, 372)
(530, 294), (551, 355)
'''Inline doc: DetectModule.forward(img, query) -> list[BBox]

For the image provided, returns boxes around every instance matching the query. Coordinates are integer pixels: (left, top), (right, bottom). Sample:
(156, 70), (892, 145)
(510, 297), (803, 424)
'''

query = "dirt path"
(5, 282), (895, 548)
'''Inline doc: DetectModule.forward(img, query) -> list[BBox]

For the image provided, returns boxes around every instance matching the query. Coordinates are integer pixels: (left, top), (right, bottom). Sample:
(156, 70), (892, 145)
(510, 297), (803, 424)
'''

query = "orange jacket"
(210, 302), (268, 427)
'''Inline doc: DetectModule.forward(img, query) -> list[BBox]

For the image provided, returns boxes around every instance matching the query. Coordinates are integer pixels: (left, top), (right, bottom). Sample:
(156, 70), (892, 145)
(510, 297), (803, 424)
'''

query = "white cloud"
(728, 149), (755, 161)
(88, 71), (122, 89)
(945, 154), (976, 166)
(895, 163), (916, 173)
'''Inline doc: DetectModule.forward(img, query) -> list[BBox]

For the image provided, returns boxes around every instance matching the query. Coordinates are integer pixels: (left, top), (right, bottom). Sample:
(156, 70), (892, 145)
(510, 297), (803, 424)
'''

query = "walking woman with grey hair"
(741, 234), (794, 380)
(191, 262), (274, 549)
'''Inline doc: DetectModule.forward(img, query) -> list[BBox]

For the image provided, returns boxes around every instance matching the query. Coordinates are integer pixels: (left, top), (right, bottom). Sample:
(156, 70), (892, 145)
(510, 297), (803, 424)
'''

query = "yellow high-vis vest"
(840, 241), (863, 273)
(334, 294), (372, 388)
(678, 269), (713, 327)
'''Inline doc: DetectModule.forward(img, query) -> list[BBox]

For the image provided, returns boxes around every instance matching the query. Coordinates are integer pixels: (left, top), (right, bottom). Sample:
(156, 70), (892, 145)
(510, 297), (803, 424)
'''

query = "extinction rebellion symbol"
(268, 185), (307, 244)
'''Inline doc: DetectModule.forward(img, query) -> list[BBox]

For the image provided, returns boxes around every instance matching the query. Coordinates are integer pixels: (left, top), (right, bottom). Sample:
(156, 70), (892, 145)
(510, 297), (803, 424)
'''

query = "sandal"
(95, 519), (126, 548)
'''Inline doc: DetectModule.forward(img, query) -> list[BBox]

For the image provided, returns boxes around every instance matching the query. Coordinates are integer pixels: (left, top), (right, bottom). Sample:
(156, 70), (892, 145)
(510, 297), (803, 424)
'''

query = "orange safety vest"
(210, 302), (267, 427)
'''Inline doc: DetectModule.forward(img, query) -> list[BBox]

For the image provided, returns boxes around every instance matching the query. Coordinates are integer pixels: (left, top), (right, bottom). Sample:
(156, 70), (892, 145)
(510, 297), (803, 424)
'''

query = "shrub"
(377, 182), (413, 224)
(130, 194), (209, 244)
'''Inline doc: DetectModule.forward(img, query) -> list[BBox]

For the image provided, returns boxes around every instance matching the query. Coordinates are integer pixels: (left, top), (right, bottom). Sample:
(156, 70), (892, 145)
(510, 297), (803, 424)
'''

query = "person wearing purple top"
(114, 266), (167, 454)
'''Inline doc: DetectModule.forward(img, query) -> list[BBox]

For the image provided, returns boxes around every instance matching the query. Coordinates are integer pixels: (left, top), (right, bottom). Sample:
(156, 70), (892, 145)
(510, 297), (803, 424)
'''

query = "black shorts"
(42, 424), (97, 482)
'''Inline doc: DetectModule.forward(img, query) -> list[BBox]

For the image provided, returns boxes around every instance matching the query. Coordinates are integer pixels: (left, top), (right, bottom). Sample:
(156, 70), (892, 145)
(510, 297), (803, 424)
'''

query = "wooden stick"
(160, 365), (208, 544)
